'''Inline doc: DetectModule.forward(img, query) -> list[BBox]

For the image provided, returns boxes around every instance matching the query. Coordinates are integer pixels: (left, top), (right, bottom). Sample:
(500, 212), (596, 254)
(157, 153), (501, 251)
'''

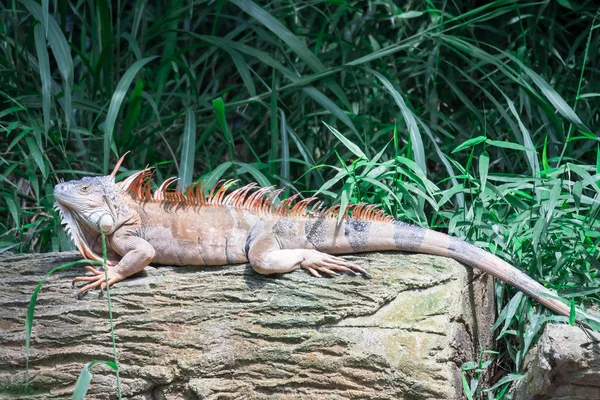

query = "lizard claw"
(72, 265), (124, 297)
(300, 251), (370, 278)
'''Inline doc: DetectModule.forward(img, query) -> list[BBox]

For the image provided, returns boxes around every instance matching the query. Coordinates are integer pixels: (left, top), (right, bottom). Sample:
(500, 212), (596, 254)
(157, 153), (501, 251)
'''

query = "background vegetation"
(2, 0), (600, 397)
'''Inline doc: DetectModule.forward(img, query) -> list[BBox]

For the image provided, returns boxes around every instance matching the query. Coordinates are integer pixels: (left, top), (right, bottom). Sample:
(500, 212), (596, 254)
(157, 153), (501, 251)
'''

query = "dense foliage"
(2, 0), (600, 397)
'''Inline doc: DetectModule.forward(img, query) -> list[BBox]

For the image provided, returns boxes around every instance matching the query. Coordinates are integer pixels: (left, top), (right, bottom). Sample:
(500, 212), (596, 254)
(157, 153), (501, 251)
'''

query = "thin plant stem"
(101, 230), (121, 399)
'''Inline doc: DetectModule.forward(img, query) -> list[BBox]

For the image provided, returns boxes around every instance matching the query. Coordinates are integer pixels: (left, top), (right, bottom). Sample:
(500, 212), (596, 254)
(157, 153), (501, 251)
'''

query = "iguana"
(53, 154), (589, 322)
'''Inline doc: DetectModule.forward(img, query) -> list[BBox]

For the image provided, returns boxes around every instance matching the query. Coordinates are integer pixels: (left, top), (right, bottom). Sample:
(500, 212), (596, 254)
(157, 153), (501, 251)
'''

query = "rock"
(0, 251), (494, 399)
(511, 324), (600, 400)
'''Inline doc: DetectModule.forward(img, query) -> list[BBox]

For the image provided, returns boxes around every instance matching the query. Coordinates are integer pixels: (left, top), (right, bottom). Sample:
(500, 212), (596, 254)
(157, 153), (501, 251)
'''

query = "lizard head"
(54, 175), (121, 233)
(53, 154), (133, 262)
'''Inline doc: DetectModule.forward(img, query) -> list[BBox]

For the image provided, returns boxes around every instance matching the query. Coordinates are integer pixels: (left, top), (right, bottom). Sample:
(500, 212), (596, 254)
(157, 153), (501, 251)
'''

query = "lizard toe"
(74, 267), (124, 296)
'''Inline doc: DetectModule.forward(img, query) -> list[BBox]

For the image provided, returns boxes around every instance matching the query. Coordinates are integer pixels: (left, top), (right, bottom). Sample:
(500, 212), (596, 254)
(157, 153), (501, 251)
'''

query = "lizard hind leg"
(248, 238), (369, 278)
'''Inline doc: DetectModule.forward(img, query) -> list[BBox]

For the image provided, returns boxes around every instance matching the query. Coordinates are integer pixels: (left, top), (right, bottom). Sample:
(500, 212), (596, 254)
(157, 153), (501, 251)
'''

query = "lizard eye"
(80, 185), (91, 193)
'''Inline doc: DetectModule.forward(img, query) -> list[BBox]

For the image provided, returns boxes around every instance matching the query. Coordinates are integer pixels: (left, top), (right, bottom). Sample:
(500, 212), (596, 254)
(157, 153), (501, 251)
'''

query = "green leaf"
(72, 360), (118, 400)
(20, 0), (73, 131)
(25, 260), (103, 390)
(179, 107), (197, 189)
(227, 49), (256, 97)
(338, 180), (353, 224)
(3, 193), (19, 229)
(25, 136), (47, 179)
(509, 55), (586, 130)
(479, 151), (489, 196)
(397, 10), (423, 19)
(103, 56), (158, 174)
(503, 93), (539, 176)
(121, 79), (144, 143)
(542, 134), (550, 171)
(486, 139), (534, 153)
(303, 87), (358, 135)
(494, 292), (524, 339)
(323, 121), (367, 160)
(72, 362), (94, 400)
(568, 163), (600, 192)
(235, 162), (271, 187)
(452, 136), (487, 153)
(33, 24), (51, 137)
(461, 372), (473, 400)
(228, 0), (353, 111)
(201, 161), (233, 191)
(483, 373), (525, 392)
(230, 0), (325, 74)
(213, 97), (236, 166)
(569, 297), (576, 326)
(367, 68), (425, 174)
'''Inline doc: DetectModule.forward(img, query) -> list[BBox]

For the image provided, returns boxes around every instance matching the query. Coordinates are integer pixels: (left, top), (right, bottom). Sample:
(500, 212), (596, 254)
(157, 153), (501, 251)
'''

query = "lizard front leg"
(73, 232), (155, 295)
(247, 236), (370, 277)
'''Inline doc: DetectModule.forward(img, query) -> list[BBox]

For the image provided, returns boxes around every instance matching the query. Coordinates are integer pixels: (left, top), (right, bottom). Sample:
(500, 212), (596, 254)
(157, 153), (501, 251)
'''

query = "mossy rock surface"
(0, 251), (494, 399)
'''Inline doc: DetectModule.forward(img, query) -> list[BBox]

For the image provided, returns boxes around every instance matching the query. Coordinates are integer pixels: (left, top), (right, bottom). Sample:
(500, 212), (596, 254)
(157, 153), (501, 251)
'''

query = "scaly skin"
(53, 155), (599, 325)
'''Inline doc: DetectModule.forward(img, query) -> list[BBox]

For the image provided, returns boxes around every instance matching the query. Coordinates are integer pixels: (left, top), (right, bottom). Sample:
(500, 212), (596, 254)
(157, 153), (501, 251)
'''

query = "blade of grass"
(99, 230), (121, 399)
(367, 67), (426, 174)
(33, 24), (51, 138)
(72, 360), (118, 400)
(103, 55), (158, 174)
(323, 121), (366, 160)
(21, 0), (73, 131)
(25, 260), (103, 390)
(179, 107), (196, 189)
(212, 97), (236, 178)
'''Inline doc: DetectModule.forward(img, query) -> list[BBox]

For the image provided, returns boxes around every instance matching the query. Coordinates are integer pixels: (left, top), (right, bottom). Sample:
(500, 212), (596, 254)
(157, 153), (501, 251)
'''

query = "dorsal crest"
(117, 167), (394, 222)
